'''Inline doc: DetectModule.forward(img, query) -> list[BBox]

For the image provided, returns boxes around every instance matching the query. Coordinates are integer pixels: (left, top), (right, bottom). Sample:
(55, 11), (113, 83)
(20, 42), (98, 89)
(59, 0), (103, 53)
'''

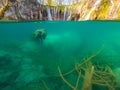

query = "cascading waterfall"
(113, 2), (120, 19)
(81, 2), (89, 19)
(53, 7), (56, 20)
(57, 7), (59, 19)
(3, 0), (120, 20)
(84, 0), (101, 20)
(46, 6), (52, 20)
(67, 6), (71, 19)
(39, 10), (42, 20)
(108, 0), (114, 18)
(64, 7), (67, 20)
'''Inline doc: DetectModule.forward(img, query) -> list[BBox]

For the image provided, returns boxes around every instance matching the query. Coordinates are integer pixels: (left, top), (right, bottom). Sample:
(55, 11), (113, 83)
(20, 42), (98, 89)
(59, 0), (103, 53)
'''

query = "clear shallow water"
(0, 21), (120, 90)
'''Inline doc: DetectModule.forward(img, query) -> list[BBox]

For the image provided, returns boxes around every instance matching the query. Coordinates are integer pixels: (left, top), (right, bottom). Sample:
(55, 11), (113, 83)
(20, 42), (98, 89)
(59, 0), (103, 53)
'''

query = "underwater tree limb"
(92, 82), (108, 86)
(82, 66), (94, 90)
(62, 46), (104, 76)
(75, 64), (82, 89)
(58, 45), (119, 90)
(93, 68), (116, 90)
(75, 73), (81, 89)
(58, 66), (76, 90)
(41, 80), (51, 90)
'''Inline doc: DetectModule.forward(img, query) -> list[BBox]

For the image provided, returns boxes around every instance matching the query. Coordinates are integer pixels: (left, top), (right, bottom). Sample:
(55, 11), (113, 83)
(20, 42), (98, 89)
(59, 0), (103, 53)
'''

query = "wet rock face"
(69, 0), (120, 20)
(9, 0), (16, 2)
(2, 0), (120, 20)
(70, 13), (80, 20)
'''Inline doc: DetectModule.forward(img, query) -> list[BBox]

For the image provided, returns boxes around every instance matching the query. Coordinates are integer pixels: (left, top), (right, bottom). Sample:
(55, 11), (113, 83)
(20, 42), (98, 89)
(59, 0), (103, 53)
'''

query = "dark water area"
(0, 21), (120, 90)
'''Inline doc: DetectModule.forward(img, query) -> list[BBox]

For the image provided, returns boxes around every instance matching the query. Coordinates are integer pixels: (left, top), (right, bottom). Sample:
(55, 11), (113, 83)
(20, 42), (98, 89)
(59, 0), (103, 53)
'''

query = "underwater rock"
(32, 29), (47, 43)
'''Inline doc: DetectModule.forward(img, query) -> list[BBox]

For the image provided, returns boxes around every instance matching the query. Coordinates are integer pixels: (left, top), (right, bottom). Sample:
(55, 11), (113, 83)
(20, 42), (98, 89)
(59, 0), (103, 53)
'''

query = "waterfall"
(69, 7), (72, 19)
(39, 11), (42, 20)
(108, 0), (120, 19)
(67, 7), (70, 17)
(51, 7), (54, 19)
(55, 7), (57, 19)
(57, 7), (59, 20)
(53, 7), (55, 20)
(85, 0), (101, 20)
(64, 7), (67, 20)
(113, 2), (120, 19)
(81, 2), (89, 19)
(37, 0), (41, 3)
(30, 10), (33, 19)
(108, 0), (114, 18)
(46, 6), (52, 20)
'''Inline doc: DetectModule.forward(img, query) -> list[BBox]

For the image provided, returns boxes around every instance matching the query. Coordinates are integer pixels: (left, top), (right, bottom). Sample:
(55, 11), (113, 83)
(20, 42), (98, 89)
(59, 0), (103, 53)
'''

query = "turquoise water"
(0, 21), (120, 90)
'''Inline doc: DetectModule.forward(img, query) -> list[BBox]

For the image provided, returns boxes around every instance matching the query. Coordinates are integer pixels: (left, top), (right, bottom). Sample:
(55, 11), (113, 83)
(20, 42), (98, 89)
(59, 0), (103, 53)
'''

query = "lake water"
(0, 21), (120, 90)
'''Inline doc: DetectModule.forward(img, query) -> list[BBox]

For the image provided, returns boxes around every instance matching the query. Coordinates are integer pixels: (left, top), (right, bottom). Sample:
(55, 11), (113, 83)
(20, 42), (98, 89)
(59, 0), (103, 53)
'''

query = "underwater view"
(0, 21), (120, 90)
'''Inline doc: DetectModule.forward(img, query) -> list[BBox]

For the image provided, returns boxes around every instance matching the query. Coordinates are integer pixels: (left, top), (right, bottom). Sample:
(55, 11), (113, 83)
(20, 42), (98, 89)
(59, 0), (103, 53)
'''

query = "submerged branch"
(58, 66), (76, 90)
(58, 46), (117, 90)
